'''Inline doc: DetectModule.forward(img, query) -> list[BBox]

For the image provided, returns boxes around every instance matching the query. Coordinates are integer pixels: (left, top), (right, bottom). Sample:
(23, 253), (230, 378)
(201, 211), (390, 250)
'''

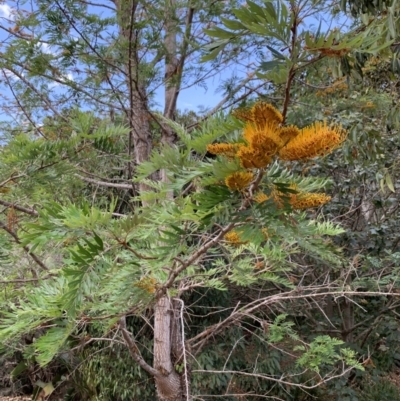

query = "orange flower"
(290, 192), (331, 209)
(225, 171), (254, 191)
(243, 123), (284, 155)
(135, 277), (158, 293)
(279, 125), (300, 145)
(233, 101), (283, 128)
(236, 145), (272, 169)
(251, 102), (283, 128)
(207, 143), (240, 157)
(253, 192), (269, 203)
(224, 230), (247, 246)
(279, 121), (346, 161)
(269, 184), (331, 210)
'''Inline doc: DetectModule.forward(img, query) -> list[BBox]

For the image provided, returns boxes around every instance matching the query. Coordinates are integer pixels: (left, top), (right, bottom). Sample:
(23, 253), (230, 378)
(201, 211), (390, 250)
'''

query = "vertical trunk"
(340, 273), (354, 342)
(116, 0), (153, 191)
(164, 0), (180, 132)
(154, 297), (185, 401)
(154, 4), (193, 399)
(341, 297), (354, 342)
(116, 2), (191, 399)
(161, 0), (180, 191)
(163, 1), (194, 141)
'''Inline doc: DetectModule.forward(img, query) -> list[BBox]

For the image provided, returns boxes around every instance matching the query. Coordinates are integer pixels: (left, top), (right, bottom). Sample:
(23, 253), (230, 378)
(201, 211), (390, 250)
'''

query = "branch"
(192, 366), (355, 390)
(118, 317), (160, 377)
(4, 66), (67, 121)
(188, 289), (400, 351)
(76, 174), (133, 189)
(0, 221), (48, 271)
(281, 6), (299, 123)
(0, 200), (39, 217)
(158, 222), (236, 296)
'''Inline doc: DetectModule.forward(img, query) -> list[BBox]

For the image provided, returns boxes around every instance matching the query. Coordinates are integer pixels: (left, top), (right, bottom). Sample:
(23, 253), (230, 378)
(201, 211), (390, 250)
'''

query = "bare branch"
(192, 367), (354, 390)
(0, 200), (38, 217)
(118, 317), (160, 377)
(0, 221), (48, 271)
(76, 174), (133, 189)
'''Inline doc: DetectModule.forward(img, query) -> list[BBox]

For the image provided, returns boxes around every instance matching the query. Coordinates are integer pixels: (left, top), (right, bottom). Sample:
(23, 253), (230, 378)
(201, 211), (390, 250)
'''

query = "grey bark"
(116, 0), (153, 191)
(154, 297), (185, 401)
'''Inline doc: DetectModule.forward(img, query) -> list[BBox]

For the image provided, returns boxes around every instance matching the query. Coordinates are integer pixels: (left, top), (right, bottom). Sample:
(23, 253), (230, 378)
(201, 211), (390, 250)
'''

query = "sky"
(0, 0), (352, 123)
(0, 0), (234, 119)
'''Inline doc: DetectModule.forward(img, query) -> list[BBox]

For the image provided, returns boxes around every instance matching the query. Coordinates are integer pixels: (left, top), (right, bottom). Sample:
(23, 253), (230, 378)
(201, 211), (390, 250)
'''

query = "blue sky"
(0, 0), (352, 122)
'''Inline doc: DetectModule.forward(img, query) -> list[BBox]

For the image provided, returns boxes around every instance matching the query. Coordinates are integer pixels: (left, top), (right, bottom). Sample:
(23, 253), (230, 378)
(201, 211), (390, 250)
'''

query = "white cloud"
(48, 72), (74, 88)
(1, 69), (21, 81)
(0, 4), (14, 20)
(40, 42), (54, 54)
(62, 72), (74, 82)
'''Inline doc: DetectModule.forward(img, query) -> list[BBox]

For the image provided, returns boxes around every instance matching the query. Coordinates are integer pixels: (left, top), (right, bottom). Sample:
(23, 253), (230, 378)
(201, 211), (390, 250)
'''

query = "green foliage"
(268, 314), (300, 343)
(358, 377), (400, 401)
(295, 336), (363, 373)
(2, 0), (400, 399)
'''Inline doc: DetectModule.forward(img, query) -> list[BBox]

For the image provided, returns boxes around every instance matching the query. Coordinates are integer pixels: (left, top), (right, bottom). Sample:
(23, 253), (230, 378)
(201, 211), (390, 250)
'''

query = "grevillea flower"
(134, 277), (158, 293)
(233, 102), (283, 128)
(305, 46), (350, 58)
(279, 121), (346, 161)
(269, 184), (331, 210)
(236, 146), (272, 169)
(279, 125), (300, 145)
(251, 102), (283, 128)
(243, 123), (284, 155)
(235, 122), (283, 169)
(253, 192), (269, 203)
(225, 171), (254, 191)
(290, 193), (331, 210)
(207, 143), (240, 157)
(261, 228), (270, 239)
(224, 230), (246, 245)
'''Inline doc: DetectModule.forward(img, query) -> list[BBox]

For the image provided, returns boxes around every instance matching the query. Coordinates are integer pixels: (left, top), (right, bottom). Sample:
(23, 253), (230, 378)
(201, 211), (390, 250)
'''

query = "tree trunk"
(116, 2), (191, 399)
(154, 296), (186, 401)
(116, 0), (153, 191)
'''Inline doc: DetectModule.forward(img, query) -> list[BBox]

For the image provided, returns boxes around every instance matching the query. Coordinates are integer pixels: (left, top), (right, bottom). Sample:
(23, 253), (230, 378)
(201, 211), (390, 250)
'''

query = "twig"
(76, 174), (133, 189)
(0, 200), (38, 217)
(118, 317), (160, 377)
(0, 221), (48, 271)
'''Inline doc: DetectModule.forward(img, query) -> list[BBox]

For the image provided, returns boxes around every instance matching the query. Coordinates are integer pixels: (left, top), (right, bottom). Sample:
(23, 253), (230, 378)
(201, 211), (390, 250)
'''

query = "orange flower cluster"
(291, 192), (332, 210)
(266, 184), (331, 210)
(232, 102), (283, 127)
(225, 171), (254, 191)
(206, 101), (346, 209)
(224, 230), (249, 246)
(234, 103), (285, 168)
(304, 45), (350, 58)
(207, 143), (240, 158)
(279, 121), (346, 161)
(253, 192), (269, 203)
(207, 101), (346, 167)
(207, 102), (287, 169)
(134, 277), (158, 294)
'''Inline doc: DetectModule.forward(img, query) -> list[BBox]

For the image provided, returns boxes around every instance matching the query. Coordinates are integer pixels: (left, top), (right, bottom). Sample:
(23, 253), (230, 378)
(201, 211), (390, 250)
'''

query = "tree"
(0, 0), (398, 400)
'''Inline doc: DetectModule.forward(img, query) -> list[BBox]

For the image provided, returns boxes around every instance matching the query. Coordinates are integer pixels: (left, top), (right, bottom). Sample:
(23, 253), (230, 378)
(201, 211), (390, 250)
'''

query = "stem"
(281, 6), (299, 123)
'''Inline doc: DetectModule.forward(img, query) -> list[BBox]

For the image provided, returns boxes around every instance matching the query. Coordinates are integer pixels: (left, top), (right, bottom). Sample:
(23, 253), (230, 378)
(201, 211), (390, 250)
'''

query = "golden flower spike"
(279, 120), (346, 161)
(233, 101), (283, 128)
(207, 143), (240, 157)
(225, 171), (254, 191)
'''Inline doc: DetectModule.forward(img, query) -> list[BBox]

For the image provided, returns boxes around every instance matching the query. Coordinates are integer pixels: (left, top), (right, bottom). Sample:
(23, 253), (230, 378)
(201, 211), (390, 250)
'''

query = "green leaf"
(385, 173), (395, 192)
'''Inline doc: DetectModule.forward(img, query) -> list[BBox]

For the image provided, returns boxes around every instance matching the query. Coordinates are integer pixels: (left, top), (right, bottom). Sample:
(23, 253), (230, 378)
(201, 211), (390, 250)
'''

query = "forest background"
(0, 0), (400, 400)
